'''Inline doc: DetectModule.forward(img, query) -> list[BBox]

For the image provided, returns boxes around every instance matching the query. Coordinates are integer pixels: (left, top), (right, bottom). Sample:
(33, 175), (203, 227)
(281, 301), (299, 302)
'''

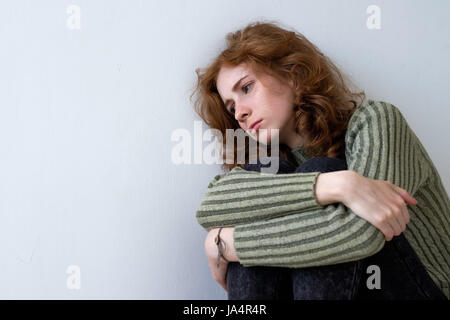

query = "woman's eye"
(242, 82), (252, 93)
(228, 82), (252, 114)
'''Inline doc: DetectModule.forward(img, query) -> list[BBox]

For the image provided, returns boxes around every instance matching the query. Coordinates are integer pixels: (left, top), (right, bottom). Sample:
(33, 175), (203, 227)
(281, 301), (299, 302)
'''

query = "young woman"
(190, 21), (449, 300)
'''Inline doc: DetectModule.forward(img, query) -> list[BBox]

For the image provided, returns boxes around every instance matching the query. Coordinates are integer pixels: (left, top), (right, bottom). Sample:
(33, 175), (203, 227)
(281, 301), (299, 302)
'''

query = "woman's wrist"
(220, 227), (239, 262)
(314, 170), (355, 206)
(208, 227), (239, 262)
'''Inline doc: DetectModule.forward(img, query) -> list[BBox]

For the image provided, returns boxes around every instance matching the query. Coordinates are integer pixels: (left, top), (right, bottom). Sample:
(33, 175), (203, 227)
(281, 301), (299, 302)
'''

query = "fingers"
(380, 223), (395, 241)
(390, 212), (406, 236)
(217, 274), (228, 292)
(212, 272), (228, 292)
(378, 202), (408, 241)
(400, 200), (411, 224)
(209, 260), (229, 292)
(359, 180), (415, 242)
(380, 219), (401, 241)
(396, 188), (413, 223)
(386, 199), (409, 239)
(220, 280), (228, 292)
(394, 185), (418, 205)
(391, 187), (412, 225)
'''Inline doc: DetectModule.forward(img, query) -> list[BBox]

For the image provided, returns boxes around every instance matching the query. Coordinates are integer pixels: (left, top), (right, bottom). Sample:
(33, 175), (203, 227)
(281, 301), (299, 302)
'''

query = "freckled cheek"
(261, 101), (283, 116)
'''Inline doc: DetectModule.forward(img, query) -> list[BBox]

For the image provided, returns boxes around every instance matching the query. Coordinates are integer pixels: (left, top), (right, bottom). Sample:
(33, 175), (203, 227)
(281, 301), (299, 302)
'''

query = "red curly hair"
(190, 20), (366, 172)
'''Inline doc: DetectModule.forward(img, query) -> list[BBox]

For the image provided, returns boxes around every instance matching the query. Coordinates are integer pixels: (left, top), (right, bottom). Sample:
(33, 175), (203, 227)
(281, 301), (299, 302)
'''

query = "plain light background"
(0, 0), (448, 299)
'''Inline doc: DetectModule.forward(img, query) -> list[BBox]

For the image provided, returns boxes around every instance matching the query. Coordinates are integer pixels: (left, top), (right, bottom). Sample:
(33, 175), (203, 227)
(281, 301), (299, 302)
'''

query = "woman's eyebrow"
(223, 75), (249, 106)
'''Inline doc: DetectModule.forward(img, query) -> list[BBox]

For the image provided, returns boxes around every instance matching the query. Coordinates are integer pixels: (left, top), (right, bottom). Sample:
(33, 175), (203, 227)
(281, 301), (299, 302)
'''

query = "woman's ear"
(288, 78), (298, 91)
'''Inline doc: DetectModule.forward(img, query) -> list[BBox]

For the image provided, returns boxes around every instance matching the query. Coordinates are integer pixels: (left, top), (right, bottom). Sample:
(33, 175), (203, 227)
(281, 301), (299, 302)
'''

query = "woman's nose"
(235, 105), (251, 121)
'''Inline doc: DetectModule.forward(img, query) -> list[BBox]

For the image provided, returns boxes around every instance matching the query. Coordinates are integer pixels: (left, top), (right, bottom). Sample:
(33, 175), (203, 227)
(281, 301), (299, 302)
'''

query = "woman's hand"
(204, 227), (239, 292)
(341, 171), (418, 241)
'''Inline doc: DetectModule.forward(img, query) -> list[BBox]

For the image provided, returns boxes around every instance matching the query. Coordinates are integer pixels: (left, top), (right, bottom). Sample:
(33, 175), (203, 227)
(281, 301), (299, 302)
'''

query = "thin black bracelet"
(214, 227), (229, 268)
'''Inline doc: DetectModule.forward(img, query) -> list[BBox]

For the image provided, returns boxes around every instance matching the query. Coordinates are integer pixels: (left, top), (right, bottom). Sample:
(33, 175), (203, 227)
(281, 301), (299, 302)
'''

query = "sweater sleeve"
(196, 167), (324, 230)
(231, 100), (432, 268)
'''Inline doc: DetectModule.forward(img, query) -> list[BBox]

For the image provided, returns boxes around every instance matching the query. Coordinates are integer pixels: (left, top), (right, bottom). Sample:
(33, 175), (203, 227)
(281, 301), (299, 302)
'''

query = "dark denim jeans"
(227, 156), (447, 300)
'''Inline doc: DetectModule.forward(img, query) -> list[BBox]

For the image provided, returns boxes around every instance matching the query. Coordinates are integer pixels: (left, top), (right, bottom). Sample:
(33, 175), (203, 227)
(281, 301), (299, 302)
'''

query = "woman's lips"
(250, 120), (263, 133)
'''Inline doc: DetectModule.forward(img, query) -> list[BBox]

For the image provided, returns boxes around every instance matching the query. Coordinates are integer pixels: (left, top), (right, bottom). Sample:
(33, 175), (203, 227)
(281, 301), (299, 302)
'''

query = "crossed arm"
(197, 101), (429, 269)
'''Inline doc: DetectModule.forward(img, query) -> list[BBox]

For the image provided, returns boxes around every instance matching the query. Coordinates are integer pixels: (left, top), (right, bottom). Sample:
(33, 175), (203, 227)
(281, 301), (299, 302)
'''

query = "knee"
(291, 261), (359, 300)
(243, 157), (297, 174)
(295, 157), (348, 173)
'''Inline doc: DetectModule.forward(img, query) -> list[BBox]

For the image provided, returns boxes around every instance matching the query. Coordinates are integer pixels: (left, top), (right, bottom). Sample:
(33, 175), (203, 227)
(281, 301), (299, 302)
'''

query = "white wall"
(0, 0), (448, 299)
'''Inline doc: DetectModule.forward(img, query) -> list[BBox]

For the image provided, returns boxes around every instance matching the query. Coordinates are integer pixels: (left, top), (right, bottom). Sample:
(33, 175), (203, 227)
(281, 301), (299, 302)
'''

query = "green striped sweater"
(196, 99), (450, 298)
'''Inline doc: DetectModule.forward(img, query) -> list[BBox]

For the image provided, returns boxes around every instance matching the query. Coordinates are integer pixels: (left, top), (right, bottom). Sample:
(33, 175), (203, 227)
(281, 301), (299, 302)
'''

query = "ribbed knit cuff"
(233, 171), (323, 265)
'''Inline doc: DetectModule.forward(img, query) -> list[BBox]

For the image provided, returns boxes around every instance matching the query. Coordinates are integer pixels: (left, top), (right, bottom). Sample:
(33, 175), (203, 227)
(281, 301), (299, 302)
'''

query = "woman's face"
(216, 62), (305, 149)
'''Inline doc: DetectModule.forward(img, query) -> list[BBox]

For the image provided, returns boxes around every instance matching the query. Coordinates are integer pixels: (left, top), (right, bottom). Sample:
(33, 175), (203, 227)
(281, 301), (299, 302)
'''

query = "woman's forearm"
(196, 168), (324, 229)
(206, 171), (355, 264)
(314, 170), (354, 206)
